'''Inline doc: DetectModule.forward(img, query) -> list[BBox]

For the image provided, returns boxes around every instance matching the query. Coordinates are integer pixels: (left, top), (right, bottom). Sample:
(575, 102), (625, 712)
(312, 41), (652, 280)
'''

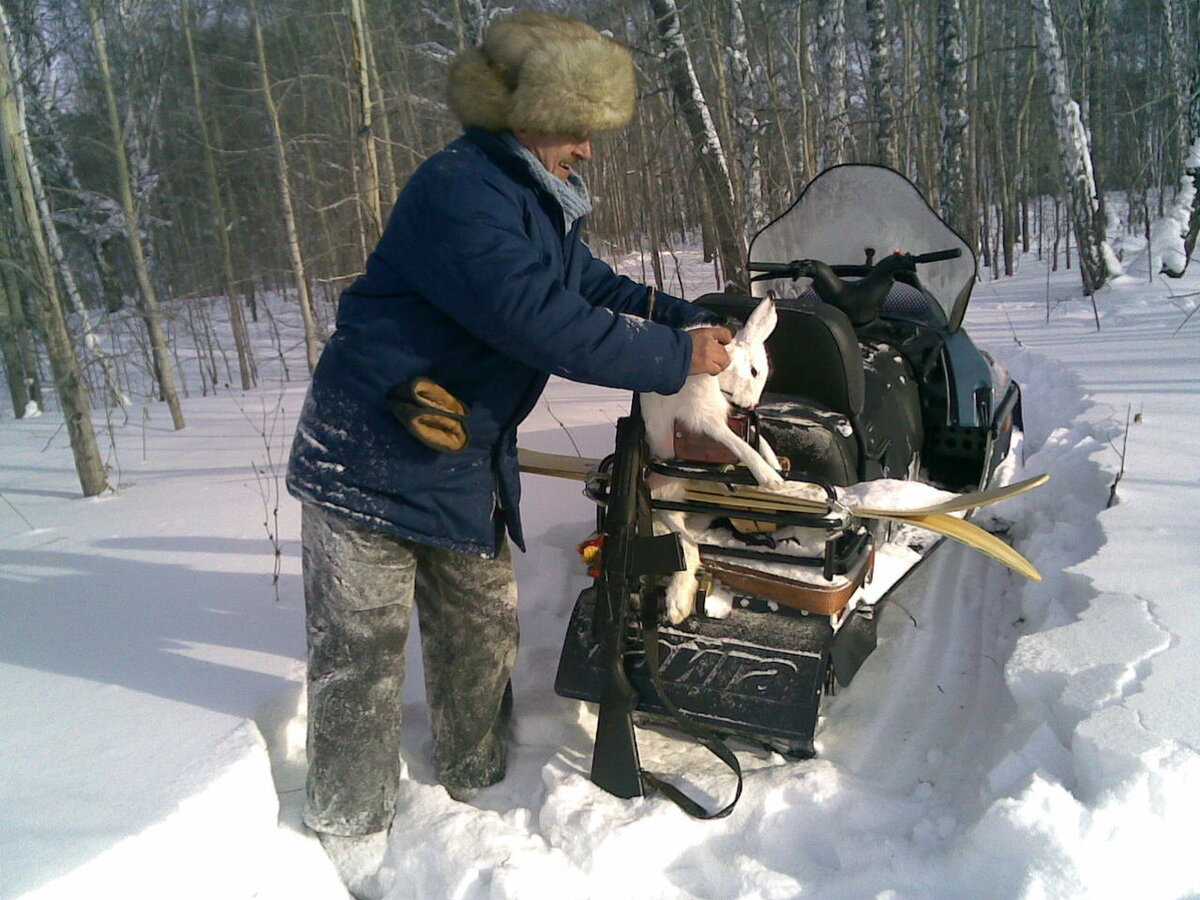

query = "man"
(286, 11), (732, 897)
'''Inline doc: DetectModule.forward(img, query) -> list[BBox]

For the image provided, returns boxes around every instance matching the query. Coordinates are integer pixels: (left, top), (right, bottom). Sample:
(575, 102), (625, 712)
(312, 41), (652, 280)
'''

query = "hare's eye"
(750, 367), (759, 378)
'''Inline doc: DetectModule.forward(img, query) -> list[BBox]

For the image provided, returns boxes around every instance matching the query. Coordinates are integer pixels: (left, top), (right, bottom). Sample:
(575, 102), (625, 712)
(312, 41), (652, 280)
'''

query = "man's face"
(513, 131), (593, 181)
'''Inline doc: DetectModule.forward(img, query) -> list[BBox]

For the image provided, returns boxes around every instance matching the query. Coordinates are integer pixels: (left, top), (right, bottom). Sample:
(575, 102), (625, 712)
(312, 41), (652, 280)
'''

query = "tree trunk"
(0, 210), (33, 415)
(649, 0), (746, 290)
(14, 2), (122, 316)
(727, 0), (765, 231)
(937, 0), (971, 240)
(251, 1), (322, 373)
(83, 0), (184, 428)
(1030, 0), (1114, 294)
(636, 113), (666, 291)
(815, 0), (851, 167)
(866, 0), (898, 169)
(15, 8), (131, 378)
(0, 8), (107, 494)
(364, 6), (398, 208)
(1182, 134), (1200, 270)
(1083, 0), (1109, 232)
(5, 2), (125, 410)
(755, 0), (798, 209)
(1181, 0), (1199, 264)
(182, 0), (255, 391)
(794, 0), (818, 185)
(998, 133), (1016, 276)
(349, 0), (383, 243)
(964, 0), (983, 255)
(1163, 0), (1199, 275)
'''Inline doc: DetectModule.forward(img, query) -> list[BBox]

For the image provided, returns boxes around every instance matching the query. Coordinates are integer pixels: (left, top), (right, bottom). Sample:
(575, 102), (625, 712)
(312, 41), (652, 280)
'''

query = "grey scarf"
(500, 132), (593, 233)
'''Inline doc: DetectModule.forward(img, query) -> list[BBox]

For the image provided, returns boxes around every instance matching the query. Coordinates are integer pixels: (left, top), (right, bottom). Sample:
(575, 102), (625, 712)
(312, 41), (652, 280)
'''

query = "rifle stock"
(591, 657), (644, 797)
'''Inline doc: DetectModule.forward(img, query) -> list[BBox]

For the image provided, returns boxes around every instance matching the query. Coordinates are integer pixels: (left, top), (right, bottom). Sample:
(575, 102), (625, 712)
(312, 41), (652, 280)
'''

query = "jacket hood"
(447, 11), (636, 136)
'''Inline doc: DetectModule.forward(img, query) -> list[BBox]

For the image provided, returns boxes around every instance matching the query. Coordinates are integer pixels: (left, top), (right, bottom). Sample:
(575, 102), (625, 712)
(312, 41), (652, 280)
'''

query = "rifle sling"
(637, 598), (744, 820)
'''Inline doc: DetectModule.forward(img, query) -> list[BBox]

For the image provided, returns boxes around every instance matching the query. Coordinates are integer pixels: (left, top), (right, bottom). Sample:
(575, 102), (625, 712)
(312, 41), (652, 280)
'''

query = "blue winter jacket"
(286, 129), (714, 557)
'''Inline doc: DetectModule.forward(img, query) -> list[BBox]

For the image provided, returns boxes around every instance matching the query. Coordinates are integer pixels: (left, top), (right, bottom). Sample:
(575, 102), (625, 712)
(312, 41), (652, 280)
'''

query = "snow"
(835, 478), (959, 511)
(2, 239), (1198, 899)
(1141, 141), (1199, 277)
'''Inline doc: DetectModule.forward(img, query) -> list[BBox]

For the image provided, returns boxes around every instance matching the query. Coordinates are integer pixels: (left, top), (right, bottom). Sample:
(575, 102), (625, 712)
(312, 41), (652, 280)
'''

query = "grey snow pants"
(301, 503), (518, 836)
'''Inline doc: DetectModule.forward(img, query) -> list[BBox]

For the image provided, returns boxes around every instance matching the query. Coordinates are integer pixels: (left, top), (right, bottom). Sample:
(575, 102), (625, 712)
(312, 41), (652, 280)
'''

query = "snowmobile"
(539, 164), (1029, 818)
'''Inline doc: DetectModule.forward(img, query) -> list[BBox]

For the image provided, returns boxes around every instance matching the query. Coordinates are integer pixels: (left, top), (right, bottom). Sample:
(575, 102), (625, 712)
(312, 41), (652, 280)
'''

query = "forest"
(1, 0), (1197, 496)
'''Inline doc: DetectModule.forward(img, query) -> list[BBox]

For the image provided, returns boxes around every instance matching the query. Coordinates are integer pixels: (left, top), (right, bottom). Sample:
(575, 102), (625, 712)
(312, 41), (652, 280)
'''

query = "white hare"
(640, 297), (785, 623)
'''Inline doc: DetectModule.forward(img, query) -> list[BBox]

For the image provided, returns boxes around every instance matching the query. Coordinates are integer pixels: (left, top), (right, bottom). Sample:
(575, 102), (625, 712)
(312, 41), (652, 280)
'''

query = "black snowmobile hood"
(748, 164), (978, 332)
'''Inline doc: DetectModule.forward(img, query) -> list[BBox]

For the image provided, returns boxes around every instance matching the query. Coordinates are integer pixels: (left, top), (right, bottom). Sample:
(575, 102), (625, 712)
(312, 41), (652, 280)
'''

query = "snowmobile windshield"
(748, 165), (977, 332)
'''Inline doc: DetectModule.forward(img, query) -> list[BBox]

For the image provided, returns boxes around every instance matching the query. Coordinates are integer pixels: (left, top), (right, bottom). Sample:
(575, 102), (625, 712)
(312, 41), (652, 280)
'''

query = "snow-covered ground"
(1, 238), (1197, 899)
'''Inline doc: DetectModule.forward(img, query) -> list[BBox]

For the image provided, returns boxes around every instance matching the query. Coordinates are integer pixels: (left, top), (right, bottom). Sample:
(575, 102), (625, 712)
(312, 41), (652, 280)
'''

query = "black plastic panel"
(555, 587), (832, 754)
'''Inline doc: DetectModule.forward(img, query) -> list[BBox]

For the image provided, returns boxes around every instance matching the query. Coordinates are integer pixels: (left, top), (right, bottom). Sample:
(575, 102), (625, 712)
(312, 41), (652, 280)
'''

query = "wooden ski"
(682, 473), (1049, 518)
(518, 448), (1046, 518)
(518, 448), (596, 481)
(680, 480), (1045, 581)
(700, 473), (1050, 518)
(678, 486), (1041, 581)
(517, 447), (1045, 580)
(866, 511), (1039, 581)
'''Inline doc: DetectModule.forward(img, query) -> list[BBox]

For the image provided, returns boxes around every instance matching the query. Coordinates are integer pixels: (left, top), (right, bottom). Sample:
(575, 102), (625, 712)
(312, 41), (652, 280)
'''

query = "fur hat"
(447, 11), (636, 135)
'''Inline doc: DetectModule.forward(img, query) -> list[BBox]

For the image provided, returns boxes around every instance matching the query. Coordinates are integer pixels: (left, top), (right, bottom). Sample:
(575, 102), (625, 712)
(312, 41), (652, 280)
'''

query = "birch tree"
(727, 0), (765, 229)
(362, 2), (398, 211)
(648, 0), (746, 288)
(14, 2), (124, 313)
(937, 0), (971, 241)
(866, 0), (897, 169)
(251, 0), (322, 373)
(83, 0), (185, 428)
(814, 0), (851, 167)
(426, 0), (485, 51)
(349, 0), (383, 243)
(791, 0), (818, 184)
(3, 0), (125, 407)
(1, 4), (107, 494)
(1162, 0), (1199, 274)
(750, 0), (799, 208)
(0, 0), (1187, 347)
(1030, 0), (1114, 294)
(182, 0), (255, 390)
(0, 204), (37, 415)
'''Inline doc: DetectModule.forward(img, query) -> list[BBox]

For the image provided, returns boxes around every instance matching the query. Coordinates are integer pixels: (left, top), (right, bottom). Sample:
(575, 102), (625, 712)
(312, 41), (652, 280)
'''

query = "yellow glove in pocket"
(388, 377), (470, 453)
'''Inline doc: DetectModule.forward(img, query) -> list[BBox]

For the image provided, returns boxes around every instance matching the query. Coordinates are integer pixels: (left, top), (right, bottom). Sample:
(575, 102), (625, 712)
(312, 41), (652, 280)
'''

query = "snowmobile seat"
(766, 299), (865, 418)
(697, 293), (865, 485)
(697, 293), (864, 417)
(879, 281), (944, 327)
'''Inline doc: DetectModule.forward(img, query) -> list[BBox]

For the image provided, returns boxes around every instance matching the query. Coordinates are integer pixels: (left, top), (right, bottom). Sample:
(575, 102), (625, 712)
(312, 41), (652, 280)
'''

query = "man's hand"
(687, 326), (734, 376)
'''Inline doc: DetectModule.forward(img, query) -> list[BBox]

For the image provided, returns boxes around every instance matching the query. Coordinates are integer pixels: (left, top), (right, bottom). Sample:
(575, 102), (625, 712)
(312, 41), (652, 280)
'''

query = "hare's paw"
(758, 439), (783, 471)
(704, 583), (734, 619)
(750, 460), (786, 488)
(666, 571), (698, 624)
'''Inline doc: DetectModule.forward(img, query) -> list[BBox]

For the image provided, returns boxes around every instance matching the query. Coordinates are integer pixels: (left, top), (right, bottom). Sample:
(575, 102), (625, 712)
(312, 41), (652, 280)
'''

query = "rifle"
(589, 414), (744, 819)
(590, 414), (681, 798)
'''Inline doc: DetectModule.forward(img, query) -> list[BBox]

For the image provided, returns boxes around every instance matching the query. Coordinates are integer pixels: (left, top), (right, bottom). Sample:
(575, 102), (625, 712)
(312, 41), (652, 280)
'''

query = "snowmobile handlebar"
(747, 247), (962, 280)
(747, 247), (962, 326)
(910, 247), (964, 264)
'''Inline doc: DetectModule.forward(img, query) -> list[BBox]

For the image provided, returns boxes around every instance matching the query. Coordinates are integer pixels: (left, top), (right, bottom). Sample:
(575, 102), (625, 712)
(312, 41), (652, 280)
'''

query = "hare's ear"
(739, 298), (777, 345)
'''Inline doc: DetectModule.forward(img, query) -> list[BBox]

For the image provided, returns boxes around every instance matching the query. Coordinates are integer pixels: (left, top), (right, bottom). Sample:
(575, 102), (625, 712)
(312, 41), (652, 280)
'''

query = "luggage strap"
(637, 600), (743, 819)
